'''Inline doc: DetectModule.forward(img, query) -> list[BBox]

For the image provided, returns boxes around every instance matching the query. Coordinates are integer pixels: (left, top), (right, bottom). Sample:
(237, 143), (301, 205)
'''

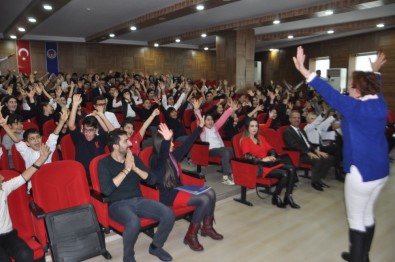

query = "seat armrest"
(29, 201), (46, 219)
(182, 169), (205, 179)
(283, 146), (299, 151)
(90, 189), (110, 203)
(193, 141), (209, 146)
(233, 157), (282, 168)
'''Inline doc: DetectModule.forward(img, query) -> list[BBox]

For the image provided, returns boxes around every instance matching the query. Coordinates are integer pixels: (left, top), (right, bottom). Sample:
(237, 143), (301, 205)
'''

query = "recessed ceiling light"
(327, 30), (334, 34)
(201, 33), (207, 38)
(376, 23), (385, 28)
(273, 20), (280, 25)
(154, 43), (159, 47)
(130, 26), (137, 31)
(175, 38), (181, 43)
(10, 35), (17, 39)
(204, 47), (209, 51)
(287, 35), (294, 39)
(325, 10), (333, 15)
(196, 5), (205, 11)
(28, 17), (36, 23)
(43, 4), (53, 10)
(269, 49), (279, 52)
(109, 33), (115, 38)
(18, 27), (26, 32)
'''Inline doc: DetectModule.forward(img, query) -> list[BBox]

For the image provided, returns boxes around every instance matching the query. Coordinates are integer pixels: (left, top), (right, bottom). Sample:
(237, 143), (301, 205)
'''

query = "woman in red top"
(240, 118), (300, 208)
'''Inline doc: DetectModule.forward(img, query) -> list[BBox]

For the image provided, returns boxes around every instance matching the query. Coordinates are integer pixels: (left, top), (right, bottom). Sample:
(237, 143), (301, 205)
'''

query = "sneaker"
(222, 176), (235, 185)
(149, 244), (172, 261)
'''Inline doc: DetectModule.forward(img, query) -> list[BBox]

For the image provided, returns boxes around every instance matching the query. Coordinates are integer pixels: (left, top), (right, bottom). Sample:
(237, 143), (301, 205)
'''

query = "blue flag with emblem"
(45, 42), (59, 74)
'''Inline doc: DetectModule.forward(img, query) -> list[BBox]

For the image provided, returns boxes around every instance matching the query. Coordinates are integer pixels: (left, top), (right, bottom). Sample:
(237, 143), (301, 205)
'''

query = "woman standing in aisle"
(293, 46), (388, 262)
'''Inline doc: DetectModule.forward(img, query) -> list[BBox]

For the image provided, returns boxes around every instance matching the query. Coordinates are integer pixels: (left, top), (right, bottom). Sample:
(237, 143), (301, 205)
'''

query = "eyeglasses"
(83, 128), (96, 133)
(95, 103), (106, 106)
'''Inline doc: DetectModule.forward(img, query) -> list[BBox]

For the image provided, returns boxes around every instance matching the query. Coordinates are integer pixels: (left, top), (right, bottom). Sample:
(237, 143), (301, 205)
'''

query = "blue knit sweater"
(308, 74), (389, 182)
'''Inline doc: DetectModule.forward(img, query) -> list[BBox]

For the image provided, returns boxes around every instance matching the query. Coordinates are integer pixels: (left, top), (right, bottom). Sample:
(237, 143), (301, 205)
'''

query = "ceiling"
(1, 0), (394, 52)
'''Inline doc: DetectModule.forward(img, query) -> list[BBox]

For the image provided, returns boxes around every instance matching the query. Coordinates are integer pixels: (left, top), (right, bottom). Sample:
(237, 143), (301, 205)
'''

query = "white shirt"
(204, 128), (224, 149)
(0, 175), (25, 234)
(16, 133), (58, 190)
(87, 111), (120, 129)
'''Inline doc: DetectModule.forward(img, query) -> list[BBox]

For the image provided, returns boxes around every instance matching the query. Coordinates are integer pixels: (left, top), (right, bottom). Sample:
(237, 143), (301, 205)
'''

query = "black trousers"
(0, 230), (33, 262)
(300, 154), (334, 183)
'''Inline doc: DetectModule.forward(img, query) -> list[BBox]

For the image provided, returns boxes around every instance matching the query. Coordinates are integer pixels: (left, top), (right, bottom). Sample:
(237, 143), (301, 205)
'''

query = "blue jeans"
(209, 147), (234, 175)
(109, 197), (175, 262)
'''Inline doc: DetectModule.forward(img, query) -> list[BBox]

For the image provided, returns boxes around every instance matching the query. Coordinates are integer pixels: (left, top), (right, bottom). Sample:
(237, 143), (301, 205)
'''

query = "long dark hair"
(240, 117), (260, 144)
(152, 132), (178, 189)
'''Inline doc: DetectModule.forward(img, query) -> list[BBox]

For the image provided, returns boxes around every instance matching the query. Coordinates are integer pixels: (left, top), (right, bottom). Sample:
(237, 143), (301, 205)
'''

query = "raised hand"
(151, 108), (160, 117)
(292, 46), (310, 78)
(59, 108), (69, 123)
(196, 114), (205, 128)
(192, 98), (201, 110)
(39, 143), (51, 162)
(72, 94), (82, 106)
(158, 123), (173, 141)
(370, 51), (386, 72)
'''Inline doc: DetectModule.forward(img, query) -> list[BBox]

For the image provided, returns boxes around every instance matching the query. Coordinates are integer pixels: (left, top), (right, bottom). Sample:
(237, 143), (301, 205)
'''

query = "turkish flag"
(16, 40), (32, 75)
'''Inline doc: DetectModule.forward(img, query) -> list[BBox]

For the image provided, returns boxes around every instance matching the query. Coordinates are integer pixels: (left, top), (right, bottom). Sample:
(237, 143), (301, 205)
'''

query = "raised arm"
(68, 94), (82, 131)
(292, 46), (312, 79)
(370, 52), (386, 72)
(93, 103), (115, 132)
(53, 109), (69, 135)
(139, 108), (160, 138)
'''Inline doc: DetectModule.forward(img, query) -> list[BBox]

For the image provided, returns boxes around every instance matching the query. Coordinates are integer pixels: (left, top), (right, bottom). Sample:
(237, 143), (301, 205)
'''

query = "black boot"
(341, 229), (366, 262)
(271, 195), (285, 208)
(364, 224), (375, 262)
(341, 225), (374, 262)
(283, 194), (300, 209)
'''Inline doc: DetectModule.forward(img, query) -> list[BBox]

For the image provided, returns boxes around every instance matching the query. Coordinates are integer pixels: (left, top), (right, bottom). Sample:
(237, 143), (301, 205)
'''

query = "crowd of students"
(0, 64), (391, 261)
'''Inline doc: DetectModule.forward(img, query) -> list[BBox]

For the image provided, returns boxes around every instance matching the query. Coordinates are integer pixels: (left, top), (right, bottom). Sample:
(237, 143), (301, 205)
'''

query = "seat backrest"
(60, 134), (76, 160)
(139, 146), (153, 167)
(260, 128), (284, 153)
(183, 109), (194, 134)
(42, 119), (57, 137)
(114, 113), (125, 125)
(11, 144), (26, 173)
(0, 144), (10, 170)
(232, 133), (243, 158)
(89, 154), (110, 193)
(3, 170), (35, 240)
(257, 113), (267, 124)
(31, 160), (91, 213)
(22, 120), (39, 131)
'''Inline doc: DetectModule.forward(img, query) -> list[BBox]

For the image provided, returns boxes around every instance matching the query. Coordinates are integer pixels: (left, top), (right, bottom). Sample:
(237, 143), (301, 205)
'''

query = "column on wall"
(216, 28), (255, 93)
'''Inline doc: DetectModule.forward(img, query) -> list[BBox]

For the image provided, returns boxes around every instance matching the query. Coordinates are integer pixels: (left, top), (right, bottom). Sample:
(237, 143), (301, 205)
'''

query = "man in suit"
(283, 111), (334, 191)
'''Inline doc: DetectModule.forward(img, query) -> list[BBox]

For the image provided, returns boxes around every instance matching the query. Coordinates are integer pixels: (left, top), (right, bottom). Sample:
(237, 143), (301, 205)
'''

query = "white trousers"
(344, 165), (388, 231)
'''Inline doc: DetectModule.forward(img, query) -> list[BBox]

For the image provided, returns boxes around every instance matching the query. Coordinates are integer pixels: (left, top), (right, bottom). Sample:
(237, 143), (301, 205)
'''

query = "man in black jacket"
(283, 111), (334, 191)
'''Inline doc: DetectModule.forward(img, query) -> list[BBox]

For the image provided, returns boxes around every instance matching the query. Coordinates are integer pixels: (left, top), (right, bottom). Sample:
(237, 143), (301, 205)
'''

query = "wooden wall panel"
(256, 28), (395, 111)
(0, 40), (216, 81)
